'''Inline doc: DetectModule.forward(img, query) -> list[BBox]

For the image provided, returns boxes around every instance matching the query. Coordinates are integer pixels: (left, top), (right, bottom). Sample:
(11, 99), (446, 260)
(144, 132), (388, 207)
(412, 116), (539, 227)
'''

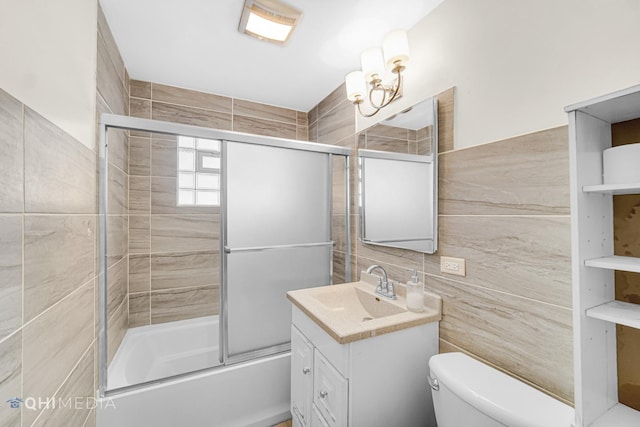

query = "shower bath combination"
(96, 114), (351, 426)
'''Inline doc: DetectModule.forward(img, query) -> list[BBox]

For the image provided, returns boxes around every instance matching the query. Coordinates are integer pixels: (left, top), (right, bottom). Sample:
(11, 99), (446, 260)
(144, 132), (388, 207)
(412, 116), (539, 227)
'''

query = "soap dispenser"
(406, 269), (424, 312)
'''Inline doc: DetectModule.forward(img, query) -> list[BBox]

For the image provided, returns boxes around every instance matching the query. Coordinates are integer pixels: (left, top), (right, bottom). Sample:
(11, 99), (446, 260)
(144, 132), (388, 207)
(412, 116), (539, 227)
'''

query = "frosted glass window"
(177, 137), (221, 207)
(197, 173), (219, 190)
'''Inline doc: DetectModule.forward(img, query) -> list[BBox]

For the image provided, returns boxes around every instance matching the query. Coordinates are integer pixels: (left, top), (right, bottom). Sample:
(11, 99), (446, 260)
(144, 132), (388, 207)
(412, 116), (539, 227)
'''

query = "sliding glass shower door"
(222, 141), (333, 362)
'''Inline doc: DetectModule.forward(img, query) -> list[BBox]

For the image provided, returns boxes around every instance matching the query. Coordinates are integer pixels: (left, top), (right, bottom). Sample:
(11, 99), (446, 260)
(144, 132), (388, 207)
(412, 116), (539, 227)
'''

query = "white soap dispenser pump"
(406, 269), (424, 312)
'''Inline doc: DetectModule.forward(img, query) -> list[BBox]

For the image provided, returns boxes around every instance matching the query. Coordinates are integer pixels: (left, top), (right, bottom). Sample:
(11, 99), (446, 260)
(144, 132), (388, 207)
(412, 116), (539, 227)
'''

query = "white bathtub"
(98, 315), (291, 427)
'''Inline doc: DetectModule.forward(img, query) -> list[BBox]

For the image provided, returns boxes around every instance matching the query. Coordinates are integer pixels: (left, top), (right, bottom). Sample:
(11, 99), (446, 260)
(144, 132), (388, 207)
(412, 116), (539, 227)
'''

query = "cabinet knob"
(319, 390), (328, 398)
(302, 367), (310, 375)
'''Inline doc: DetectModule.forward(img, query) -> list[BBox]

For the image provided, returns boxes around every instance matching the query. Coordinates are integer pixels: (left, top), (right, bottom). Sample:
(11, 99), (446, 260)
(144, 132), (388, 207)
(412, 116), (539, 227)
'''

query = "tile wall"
(612, 118), (640, 411)
(127, 80), (310, 325)
(310, 85), (575, 404)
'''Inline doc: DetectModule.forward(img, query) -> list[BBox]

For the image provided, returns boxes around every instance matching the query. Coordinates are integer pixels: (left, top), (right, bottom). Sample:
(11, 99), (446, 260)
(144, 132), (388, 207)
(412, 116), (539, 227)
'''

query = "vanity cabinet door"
(310, 404), (330, 427)
(313, 350), (348, 427)
(292, 326), (314, 425)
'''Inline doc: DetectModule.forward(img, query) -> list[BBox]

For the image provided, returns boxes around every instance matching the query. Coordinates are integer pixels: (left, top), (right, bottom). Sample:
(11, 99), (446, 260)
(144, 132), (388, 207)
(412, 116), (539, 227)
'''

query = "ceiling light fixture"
(345, 29), (410, 117)
(238, 0), (302, 45)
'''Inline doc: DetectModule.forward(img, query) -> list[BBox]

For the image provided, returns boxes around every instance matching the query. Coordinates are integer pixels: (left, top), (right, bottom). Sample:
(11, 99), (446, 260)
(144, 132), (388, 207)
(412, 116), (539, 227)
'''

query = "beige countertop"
(287, 275), (441, 344)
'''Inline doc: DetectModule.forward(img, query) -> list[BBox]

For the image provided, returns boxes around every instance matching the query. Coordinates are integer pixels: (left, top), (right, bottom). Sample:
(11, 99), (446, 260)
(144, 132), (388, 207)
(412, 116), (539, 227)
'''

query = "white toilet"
(428, 352), (574, 427)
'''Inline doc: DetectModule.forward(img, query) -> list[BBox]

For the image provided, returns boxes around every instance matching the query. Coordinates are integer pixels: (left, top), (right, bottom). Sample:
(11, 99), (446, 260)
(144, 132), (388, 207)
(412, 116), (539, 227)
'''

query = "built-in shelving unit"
(566, 84), (640, 427)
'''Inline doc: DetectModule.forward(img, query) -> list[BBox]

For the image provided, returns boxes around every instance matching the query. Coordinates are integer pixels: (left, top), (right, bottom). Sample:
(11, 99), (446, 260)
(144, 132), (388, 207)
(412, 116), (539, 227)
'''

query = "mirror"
(357, 97), (438, 253)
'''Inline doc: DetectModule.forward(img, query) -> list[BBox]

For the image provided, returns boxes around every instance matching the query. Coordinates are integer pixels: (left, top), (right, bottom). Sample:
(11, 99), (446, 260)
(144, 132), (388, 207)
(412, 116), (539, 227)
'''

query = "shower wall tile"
(128, 254), (150, 293)
(128, 292), (150, 328)
(129, 215), (150, 253)
(435, 87), (455, 153)
(151, 137), (178, 177)
(107, 215), (128, 268)
(107, 128), (129, 175)
(297, 111), (308, 126)
(24, 108), (96, 214)
(84, 409), (96, 427)
(24, 215), (95, 322)
(129, 136), (150, 176)
(439, 126), (569, 215)
(296, 126), (309, 141)
(428, 274), (574, 402)
(317, 99), (355, 145)
(150, 285), (219, 325)
(308, 121), (318, 142)
(0, 89), (24, 213)
(318, 83), (347, 118)
(97, 6), (125, 85)
(107, 296), (128, 364)
(130, 97), (151, 119)
(332, 250), (346, 285)
(356, 239), (423, 271)
(233, 99), (297, 123)
(107, 258), (128, 321)
(425, 215), (572, 308)
(233, 115), (297, 139)
(356, 256), (416, 285)
(152, 102), (232, 130)
(130, 79), (151, 99)
(152, 83), (232, 113)
(0, 331), (21, 427)
(365, 133), (409, 153)
(150, 250), (219, 291)
(366, 123), (408, 140)
(108, 163), (128, 215)
(23, 282), (94, 426)
(150, 214), (219, 253)
(31, 345), (94, 427)
(0, 216), (22, 341)
(308, 105), (318, 127)
(97, 35), (128, 116)
(129, 177), (150, 215)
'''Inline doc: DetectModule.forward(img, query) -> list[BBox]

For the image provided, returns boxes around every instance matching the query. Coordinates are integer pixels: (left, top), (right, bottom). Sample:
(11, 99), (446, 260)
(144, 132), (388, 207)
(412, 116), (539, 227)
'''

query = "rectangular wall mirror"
(357, 97), (438, 253)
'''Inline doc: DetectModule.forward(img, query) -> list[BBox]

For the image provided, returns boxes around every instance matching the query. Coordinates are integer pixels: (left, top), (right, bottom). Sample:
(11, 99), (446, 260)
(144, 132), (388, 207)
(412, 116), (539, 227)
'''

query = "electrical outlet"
(440, 256), (466, 276)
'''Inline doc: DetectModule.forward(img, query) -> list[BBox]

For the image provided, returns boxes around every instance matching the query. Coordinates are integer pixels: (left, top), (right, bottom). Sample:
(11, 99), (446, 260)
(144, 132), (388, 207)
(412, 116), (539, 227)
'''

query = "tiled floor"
(272, 420), (292, 427)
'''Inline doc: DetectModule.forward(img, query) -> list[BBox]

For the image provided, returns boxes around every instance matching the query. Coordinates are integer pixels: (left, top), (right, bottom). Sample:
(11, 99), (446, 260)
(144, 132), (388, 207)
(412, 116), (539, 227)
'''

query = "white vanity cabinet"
(290, 305), (439, 427)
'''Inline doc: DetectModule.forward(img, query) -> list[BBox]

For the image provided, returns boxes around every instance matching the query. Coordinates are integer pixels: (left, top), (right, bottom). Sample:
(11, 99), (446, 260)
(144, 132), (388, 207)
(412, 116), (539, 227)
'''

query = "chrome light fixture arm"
(355, 63), (404, 118)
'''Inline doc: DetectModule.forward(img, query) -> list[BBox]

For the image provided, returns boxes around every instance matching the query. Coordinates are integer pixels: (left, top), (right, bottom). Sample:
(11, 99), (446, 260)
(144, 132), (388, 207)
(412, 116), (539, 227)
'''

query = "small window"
(177, 136), (221, 206)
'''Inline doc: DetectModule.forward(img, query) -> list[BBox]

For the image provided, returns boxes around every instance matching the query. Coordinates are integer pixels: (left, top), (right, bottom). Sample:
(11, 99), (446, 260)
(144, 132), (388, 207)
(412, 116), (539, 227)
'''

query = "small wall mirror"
(357, 97), (438, 253)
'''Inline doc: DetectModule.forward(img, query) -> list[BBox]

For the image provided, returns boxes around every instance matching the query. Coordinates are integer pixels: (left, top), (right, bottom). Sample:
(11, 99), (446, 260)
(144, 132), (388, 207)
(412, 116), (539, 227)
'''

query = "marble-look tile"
(308, 121), (318, 142)
(296, 126), (309, 141)
(366, 124), (407, 140)
(23, 282), (94, 426)
(0, 332), (21, 427)
(308, 106), (318, 127)
(318, 83), (347, 118)
(129, 136), (150, 176)
(152, 101), (232, 130)
(107, 215), (128, 268)
(233, 115), (297, 139)
(355, 255), (418, 285)
(129, 215), (150, 253)
(435, 87), (455, 153)
(24, 215), (95, 322)
(83, 409), (96, 427)
(130, 80), (151, 100)
(129, 177), (150, 215)
(97, 5), (125, 83)
(151, 137), (177, 177)
(128, 292), (150, 328)
(151, 285), (219, 324)
(150, 177), (219, 214)
(415, 135), (433, 156)
(31, 345), (94, 427)
(425, 215), (571, 307)
(427, 274), (574, 402)
(332, 250), (347, 285)
(130, 98), (151, 119)
(108, 163), (128, 216)
(297, 111), (308, 127)
(365, 134), (409, 153)
(233, 99), (297, 124)
(24, 108), (96, 214)
(150, 215), (219, 253)
(97, 34), (127, 116)
(107, 296), (127, 364)
(107, 258), (127, 321)
(356, 239), (423, 272)
(152, 83), (232, 113)
(151, 250), (219, 291)
(317, 100), (355, 145)
(439, 126), (570, 215)
(107, 129), (129, 175)
(128, 254), (150, 293)
(0, 216), (21, 341)
(0, 89), (23, 213)
(332, 214), (346, 253)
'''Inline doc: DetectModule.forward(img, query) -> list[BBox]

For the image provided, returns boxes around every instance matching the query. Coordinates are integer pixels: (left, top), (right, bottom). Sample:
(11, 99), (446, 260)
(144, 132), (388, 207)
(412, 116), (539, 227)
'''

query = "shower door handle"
(224, 241), (334, 254)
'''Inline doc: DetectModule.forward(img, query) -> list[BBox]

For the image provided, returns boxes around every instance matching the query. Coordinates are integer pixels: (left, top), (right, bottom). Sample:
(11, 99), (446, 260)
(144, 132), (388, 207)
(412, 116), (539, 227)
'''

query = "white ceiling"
(99, 0), (444, 112)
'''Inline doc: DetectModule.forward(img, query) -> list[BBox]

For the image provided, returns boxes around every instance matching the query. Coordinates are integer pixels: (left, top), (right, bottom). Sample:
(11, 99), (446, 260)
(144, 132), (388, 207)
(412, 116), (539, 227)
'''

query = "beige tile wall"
(127, 80), (308, 325)
(611, 118), (640, 411)
(310, 84), (575, 404)
(0, 88), (97, 427)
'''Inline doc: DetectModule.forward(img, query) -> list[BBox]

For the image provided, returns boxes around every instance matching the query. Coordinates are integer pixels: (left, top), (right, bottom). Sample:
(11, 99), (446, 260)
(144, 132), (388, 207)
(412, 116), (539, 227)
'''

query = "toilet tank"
(428, 353), (574, 427)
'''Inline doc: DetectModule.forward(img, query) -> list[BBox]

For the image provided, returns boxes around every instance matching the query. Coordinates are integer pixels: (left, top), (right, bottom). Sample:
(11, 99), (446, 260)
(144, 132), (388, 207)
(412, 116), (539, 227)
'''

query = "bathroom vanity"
(287, 277), (441, 427)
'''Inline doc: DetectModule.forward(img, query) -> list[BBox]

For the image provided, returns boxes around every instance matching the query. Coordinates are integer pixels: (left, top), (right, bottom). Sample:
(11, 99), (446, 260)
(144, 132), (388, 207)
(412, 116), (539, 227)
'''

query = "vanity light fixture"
(345, 29), (410, 117)
(238, 0), (302, 45)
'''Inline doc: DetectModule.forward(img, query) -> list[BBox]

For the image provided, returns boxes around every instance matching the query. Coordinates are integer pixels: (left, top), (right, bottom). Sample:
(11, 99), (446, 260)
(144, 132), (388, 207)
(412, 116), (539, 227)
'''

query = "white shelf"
(586, 301), (640, 329)
(591, 403), (640, 427)
(583, 182), (640, 195)
(584, 256), (640, 273)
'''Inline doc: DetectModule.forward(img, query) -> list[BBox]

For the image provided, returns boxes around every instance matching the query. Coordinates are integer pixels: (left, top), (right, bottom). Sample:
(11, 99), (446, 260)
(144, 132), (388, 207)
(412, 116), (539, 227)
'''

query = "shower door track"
(97, 113), (351, 397)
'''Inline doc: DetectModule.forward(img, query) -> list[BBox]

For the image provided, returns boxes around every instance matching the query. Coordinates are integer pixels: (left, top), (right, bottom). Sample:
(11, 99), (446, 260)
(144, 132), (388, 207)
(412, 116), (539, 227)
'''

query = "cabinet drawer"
(313, 350), (348, 427)
(292, 326), (314, 425)
(311, 403), (330, 427)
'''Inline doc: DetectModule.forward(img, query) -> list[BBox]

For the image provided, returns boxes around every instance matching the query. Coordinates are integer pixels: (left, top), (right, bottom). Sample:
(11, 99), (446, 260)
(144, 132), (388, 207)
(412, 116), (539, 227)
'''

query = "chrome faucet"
(365, 265), (396, 299)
